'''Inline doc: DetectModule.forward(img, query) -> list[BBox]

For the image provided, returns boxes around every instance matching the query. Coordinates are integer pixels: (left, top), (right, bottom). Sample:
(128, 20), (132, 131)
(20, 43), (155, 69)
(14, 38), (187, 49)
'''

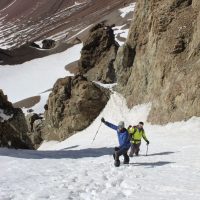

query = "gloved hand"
(101, 117), (105, 123)
(146, 140), (150, 145)
(114, 147), (120, 151)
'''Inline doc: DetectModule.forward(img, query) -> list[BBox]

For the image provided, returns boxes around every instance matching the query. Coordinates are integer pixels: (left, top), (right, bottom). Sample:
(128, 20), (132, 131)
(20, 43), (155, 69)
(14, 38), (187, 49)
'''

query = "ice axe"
(91, 121), (102, 144)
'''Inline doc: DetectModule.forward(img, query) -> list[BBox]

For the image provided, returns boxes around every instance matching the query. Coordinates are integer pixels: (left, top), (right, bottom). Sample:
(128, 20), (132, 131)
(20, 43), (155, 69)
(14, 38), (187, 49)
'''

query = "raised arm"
(101, 118), (117, 130)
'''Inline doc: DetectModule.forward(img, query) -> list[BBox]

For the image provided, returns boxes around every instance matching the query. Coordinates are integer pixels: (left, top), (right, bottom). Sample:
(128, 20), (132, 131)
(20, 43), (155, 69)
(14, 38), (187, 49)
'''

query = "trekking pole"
(91, 122), (102, 144)
(146, 144), (149, 156)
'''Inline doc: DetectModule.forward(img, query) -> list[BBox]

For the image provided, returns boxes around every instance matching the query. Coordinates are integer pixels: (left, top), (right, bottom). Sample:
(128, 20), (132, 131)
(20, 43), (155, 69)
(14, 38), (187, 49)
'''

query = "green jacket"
(128, 126), (148, 144)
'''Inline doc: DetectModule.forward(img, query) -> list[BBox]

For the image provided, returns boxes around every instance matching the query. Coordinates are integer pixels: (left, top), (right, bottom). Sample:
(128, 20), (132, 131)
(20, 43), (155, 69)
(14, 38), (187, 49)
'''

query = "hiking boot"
(123, 161), (129, 164)
(114, 160), (120, 167)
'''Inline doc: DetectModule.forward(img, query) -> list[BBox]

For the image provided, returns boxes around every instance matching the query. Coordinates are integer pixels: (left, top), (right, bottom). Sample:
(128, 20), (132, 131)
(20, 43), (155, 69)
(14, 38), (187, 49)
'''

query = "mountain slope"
(0, 0), (133, 50)
(0, 92), (200, 200)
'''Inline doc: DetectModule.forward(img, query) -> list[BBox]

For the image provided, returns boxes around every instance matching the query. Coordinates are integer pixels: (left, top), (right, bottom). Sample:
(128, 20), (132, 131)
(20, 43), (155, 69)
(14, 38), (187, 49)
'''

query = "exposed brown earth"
(0, 0), (134, 65)
(0, 42), (73, 65)
(13, 96), (41, 109)
(65, 60), (80, 74)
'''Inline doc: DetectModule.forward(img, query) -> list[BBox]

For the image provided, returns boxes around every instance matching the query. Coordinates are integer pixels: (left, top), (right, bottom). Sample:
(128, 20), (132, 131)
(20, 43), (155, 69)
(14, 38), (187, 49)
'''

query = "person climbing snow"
(128, 122), (149, 157)
(101, 118), (131, 167)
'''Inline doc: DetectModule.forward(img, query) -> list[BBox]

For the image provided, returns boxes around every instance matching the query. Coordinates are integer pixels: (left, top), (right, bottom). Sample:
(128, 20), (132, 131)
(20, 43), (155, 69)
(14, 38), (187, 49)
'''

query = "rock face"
(115, 0), (200, 124)
(0, 90), (33, 149)
(78, 23), (119, 83)
(43, 75), (110, 140)
(25, 113), (44, 149)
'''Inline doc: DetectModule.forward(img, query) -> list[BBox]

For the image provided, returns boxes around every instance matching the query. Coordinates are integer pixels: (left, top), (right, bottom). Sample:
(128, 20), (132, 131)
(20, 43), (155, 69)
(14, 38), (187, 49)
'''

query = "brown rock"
(42, 39), (56, 49)
(0, 90), (33, 149)
(43, 74), (110, 140)
(115, 0), (200, 124)
(78, 23), (119, 83)
(26, 113), (43, 132)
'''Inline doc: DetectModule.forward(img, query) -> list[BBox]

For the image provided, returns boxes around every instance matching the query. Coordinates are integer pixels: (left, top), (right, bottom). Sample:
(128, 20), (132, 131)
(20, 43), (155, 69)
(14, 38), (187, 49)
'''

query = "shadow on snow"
(141, 151), (176, 157)
(0, 146), (114, 159)
(129, 161), (174, 168)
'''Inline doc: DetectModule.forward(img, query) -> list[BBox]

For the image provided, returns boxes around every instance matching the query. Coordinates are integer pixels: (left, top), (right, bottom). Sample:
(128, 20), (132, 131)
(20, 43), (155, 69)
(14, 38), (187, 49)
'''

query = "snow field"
(1, 92), (199, 200)
(119, 3), (136, 18)
(0, 44), (82, 103)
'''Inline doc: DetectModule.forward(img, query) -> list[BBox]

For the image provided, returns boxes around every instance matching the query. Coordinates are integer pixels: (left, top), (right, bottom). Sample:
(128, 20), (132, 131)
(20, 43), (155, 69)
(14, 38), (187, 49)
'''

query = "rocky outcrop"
(115, 0), (200, 124)
(27, 118), (44, 149)
(42, 39), (56, 49)
(26, 113), (43, 132)
(78, 23), (119, 83)
(43, 75), (110, 140)
(0, 90), (33, 149)
(20, 112), (44, 149)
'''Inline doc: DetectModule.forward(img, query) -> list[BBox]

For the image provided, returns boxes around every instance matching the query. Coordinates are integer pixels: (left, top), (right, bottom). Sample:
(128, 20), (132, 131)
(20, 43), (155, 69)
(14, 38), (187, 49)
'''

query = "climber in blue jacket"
(101, 117), (131, 167)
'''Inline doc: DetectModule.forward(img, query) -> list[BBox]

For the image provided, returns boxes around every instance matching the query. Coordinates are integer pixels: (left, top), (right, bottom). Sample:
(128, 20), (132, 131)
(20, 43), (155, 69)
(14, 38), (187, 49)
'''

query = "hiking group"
(101, 118), (149, 167)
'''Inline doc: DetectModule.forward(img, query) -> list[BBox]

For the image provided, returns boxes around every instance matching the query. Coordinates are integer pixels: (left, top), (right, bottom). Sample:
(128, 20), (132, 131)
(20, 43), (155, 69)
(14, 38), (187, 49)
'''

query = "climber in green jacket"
(128, 122), (149, 157)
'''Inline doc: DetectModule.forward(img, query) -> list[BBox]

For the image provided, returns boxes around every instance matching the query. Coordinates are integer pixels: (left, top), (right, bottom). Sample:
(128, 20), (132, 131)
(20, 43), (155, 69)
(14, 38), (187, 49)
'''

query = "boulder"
(26, 113), (43, 132)
(25, 113), (44, 148)
(27, 119), (44, 149)
(43, 74), (110, 141)
(0, 90), (33, 149)
(78, 23), (119, 83)
(42, 39), (56, 49)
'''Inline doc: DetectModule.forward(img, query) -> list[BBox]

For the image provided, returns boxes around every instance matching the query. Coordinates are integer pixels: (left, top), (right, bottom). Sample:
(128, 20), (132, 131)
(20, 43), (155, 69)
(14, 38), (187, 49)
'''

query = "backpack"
(127, 125), (137, 141)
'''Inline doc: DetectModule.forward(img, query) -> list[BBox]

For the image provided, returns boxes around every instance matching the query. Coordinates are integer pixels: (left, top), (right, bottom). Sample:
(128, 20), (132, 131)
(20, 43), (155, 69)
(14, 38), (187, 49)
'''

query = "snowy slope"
(0, 2), (199, 198)
(0, 92), (200, 200)
(119, 3), (136, 18)
(0, 43), (82, 103)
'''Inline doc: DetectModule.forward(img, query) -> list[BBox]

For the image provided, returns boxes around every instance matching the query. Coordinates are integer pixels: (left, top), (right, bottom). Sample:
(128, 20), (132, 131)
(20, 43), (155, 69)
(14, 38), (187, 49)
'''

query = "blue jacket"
(104, 121), (131, 150)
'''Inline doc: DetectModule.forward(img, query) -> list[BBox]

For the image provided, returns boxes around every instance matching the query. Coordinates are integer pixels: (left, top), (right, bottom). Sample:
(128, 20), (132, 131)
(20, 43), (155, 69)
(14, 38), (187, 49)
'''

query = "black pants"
(113, 147), (129, 164)
(129, 142), (141, 157)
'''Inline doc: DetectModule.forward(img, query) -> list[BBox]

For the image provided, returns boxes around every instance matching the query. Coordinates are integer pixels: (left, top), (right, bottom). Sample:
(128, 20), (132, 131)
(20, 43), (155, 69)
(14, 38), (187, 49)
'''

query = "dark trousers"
(113, 147), (129, 164)
(129, 142), (141, 157)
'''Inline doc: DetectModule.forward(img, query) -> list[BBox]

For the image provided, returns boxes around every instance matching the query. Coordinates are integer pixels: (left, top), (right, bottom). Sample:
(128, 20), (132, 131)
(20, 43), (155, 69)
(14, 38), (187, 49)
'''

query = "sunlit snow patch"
(113, 25), (129, 46)
(22, 91), (51, 115)
(0, 44), (82, 103)
(119, 3), (136, 18)
(93, 81), (117, 90)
